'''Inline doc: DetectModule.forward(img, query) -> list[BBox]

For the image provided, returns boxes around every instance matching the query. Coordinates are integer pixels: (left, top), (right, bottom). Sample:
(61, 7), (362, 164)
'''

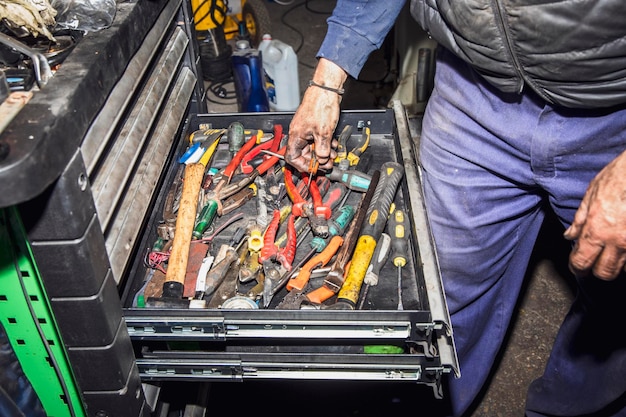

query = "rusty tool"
(146, 162), (205, 308)
(207, 239), (249, 308)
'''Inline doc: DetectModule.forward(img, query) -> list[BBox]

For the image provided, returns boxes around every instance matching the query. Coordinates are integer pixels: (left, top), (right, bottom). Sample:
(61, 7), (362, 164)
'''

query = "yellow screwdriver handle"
(336, 235), (377, 304)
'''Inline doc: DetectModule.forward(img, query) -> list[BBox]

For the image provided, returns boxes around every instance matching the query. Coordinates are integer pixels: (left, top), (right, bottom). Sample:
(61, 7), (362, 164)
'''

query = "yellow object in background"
(191, 0), (272, 47)
(191, 0), (228, 30)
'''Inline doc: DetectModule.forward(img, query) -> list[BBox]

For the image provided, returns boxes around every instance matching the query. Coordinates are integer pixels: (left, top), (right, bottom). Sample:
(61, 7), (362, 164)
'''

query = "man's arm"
(286, 0), (406, 172)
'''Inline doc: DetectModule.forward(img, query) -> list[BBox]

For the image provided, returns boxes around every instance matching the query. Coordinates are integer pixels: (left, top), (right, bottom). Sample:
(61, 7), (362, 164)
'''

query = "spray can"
(231, 40), (270, 112)
(258, 34), (300, 111)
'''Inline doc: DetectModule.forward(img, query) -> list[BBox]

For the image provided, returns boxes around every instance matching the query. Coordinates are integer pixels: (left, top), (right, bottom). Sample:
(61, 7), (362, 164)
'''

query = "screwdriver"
(389, 208), (409, 310)
(192, 199), (218, 239)
(227, 121), (245, 157)
(325, 167), (371, 192)
(357, 232), (391, 309)
(334, 161), (404, 309)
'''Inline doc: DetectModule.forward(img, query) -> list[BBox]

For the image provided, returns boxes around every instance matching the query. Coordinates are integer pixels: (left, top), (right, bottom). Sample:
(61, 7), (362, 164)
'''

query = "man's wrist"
(308, 80), (345, 95)
(312, 58), (348, 91)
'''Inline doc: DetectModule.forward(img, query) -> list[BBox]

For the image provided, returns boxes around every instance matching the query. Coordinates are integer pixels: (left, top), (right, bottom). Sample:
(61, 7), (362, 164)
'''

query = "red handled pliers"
(284, 168), (333, 237)
(240, 125), (284, 175)
(259, 208), (297, 307)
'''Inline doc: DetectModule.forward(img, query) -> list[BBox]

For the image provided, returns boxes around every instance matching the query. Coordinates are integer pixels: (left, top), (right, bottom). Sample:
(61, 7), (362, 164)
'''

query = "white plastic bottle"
(258, 34), (300, 111)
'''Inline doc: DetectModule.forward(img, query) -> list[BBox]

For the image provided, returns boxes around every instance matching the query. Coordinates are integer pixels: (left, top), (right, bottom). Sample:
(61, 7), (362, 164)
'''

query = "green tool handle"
(328, 204), (356, 237)
(192, 199), (218, 239)
(326, 168), (371, 192)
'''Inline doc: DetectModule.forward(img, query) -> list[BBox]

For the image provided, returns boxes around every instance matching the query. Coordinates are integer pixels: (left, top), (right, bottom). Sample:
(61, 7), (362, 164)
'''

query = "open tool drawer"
(120, 101), (459, 398)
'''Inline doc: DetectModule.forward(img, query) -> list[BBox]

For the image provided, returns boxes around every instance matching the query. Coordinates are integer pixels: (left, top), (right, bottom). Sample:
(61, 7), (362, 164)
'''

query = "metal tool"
(240, 125), (283, 175)
(263, 206), (355, 309)
(333, 162), (404, 309)
(389, 209), (409, 310)
(284, 168), (334, 237)
(0, 32), (53, 87)
(308, 143), (319, 183)
(346, 126), (370, 167)
(358, 232), (391, 309)
(334, 124), (354, 167)
(195, 135), (285, 237)
(278, 172), (380, 309)
(286, 235), (344, 292)
(207, 239), (249, 308)
(259, 208), (297, 307)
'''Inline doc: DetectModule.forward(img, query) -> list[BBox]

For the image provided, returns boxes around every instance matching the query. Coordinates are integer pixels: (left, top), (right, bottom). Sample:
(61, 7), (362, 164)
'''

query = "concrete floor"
(197, 1), (578, 415)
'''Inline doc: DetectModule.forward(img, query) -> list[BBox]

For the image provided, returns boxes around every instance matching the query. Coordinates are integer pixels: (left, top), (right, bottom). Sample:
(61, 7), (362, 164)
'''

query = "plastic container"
(258, 34), (300, 111)
(231, 40), (270, 112)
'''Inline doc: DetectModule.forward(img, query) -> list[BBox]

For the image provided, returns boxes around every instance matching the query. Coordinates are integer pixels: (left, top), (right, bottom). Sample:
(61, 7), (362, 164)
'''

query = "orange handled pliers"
(286, 235), (343, 292)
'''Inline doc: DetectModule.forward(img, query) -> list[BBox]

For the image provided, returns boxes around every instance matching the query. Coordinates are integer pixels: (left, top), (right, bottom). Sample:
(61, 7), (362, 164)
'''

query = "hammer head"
(145, 281), (191, 309)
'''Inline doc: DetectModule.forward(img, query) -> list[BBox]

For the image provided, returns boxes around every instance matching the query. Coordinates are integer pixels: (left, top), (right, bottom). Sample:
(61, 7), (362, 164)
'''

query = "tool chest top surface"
(120, 105), (458, 391)
(0, 0), (173, 207)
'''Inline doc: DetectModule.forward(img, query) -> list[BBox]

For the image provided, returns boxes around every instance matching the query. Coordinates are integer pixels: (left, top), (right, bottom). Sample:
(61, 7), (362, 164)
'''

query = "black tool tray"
(120, 101), (459, 398)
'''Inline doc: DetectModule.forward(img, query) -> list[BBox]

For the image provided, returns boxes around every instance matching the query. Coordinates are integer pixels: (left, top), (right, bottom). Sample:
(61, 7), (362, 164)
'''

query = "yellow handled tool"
(336, 161), (404, 308)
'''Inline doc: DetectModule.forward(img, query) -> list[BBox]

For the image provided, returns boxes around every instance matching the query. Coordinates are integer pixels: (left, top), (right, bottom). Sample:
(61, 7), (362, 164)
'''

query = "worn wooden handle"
(165, 163), (204, 285)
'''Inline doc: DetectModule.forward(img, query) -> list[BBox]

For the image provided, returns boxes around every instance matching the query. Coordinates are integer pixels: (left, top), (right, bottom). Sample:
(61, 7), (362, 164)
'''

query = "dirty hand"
(286, 58), (348, 173)
(564, 150), (626, 280)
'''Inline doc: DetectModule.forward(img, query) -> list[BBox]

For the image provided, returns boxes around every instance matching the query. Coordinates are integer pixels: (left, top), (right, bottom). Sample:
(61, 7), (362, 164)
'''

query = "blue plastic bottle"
(231, 40), (270, 112)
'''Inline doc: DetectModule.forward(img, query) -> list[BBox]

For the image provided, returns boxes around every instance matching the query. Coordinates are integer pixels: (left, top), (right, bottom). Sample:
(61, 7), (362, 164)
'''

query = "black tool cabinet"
(0, 0), (458, 414)
(121, 103), (459, 401)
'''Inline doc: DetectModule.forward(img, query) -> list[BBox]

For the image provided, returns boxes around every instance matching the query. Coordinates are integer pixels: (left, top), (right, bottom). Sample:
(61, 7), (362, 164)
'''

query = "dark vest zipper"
(493, 0), (525, 93)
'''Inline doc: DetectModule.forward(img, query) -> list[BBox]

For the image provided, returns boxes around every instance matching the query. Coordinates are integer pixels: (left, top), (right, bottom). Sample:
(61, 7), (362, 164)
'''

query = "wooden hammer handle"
(165, 163), (204, 286)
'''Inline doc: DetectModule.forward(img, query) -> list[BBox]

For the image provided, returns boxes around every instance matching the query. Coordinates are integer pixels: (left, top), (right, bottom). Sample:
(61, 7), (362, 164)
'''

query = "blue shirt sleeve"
(317, 0), (407, 78)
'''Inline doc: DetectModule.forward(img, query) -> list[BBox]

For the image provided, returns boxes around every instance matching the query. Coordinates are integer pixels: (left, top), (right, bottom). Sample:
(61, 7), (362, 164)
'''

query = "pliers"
(284, 168), (332, 238)
(240, 125), (284, 175)
(285, 235), (344, 292)
(259, 208), (297, 307)
(334, 125), (371, 169)
(208, 134), (285, 215)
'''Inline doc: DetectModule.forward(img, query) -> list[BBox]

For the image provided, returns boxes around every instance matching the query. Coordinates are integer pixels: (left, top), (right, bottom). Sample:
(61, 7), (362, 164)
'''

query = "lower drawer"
(120, 101), (458, 398)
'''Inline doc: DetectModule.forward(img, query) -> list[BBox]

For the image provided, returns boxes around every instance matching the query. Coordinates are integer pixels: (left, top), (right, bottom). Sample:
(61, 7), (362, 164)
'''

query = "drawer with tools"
(120, 101), (458, 397)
